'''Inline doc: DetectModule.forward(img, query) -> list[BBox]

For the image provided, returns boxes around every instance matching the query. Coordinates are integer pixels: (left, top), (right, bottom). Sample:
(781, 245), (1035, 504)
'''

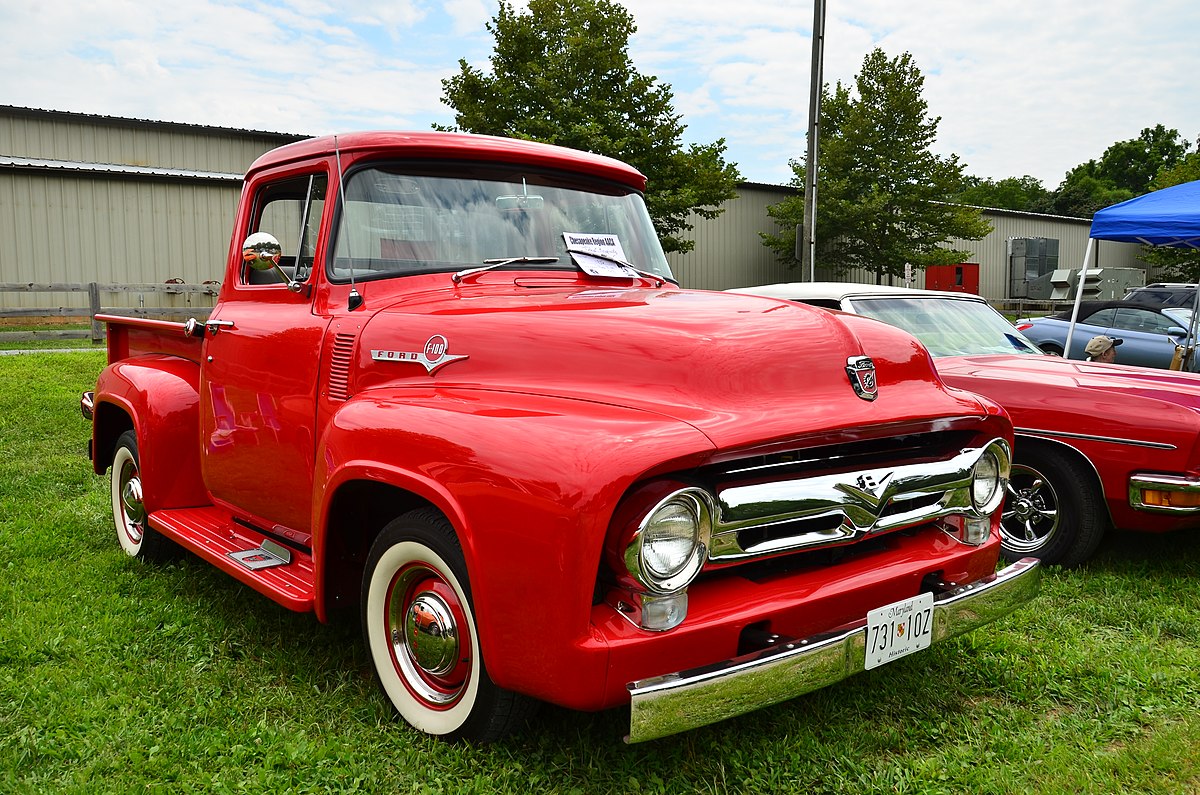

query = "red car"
(731, 282), (1200, 566)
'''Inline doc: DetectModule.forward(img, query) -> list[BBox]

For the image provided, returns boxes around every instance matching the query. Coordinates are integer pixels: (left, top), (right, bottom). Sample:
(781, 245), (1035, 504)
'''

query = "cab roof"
(246, 131), (647, 190)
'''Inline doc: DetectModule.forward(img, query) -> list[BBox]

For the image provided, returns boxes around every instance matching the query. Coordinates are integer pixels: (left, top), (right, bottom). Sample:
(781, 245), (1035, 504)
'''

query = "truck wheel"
(1000, 447), (1105, 567)
(110, 430), (174, 561)
(362, 508), (532, 743)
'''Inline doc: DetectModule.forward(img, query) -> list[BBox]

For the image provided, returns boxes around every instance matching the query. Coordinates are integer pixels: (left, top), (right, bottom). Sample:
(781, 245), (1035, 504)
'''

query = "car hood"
(936, 352), (1200, 449)
(346, 283), (996, 453)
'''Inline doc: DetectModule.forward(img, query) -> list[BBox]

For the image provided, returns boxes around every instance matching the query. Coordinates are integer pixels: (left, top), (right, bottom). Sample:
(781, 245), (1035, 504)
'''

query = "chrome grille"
(708, 443), (999, 562)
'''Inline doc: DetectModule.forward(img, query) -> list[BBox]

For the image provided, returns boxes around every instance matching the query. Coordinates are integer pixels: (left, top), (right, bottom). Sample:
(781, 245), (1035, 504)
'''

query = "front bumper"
(1130, 473), (1200, 513)
(626, 556), (1040, 743)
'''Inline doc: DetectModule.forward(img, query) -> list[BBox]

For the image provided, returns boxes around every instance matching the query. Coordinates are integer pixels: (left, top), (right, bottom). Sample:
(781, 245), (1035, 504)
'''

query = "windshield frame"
(324, 159), (674, 284)
(843, 294), (1045, 358)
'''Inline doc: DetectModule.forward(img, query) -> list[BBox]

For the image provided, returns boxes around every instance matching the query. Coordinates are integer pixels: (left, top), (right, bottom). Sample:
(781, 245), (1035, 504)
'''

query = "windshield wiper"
(566, 249), (676, 287)
(452, 256), (560, 284)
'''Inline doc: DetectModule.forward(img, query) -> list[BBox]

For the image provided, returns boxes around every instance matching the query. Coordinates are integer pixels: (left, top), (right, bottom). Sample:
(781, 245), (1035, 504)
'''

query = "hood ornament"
(845, 356), (878, 401)
(372, 335), (469, 375)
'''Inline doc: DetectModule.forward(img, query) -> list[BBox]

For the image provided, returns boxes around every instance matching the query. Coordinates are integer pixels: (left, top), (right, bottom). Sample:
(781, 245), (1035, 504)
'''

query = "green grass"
(3, 351), (1200, 793)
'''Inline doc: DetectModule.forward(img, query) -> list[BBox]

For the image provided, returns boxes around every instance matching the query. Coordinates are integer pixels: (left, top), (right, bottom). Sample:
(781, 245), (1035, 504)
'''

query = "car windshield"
(848, 296), (1043, 357)
(328, 163), (673, 282)
(1163, 307), (1195, 329)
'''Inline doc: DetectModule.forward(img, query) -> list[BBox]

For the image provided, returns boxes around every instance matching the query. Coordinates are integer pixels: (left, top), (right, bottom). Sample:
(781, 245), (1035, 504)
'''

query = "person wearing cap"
(1085, 335), (1122, 363)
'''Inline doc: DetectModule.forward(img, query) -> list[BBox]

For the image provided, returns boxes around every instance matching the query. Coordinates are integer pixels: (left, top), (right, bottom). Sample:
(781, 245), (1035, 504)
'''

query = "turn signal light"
(1141, 490), (1200, 509)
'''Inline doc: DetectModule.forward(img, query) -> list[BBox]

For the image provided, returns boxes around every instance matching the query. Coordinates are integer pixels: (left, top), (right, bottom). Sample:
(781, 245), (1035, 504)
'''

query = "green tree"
(439, 0), (740, 254)
(763, 49), (990, 282)
(1137, 150), (1200, 281)
(954, 175), (1054, 213)
(1051, 125), (1193, 217)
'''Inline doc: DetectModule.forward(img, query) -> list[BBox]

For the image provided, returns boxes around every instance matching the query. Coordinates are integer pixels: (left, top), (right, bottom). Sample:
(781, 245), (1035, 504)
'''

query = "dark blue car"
(1016, 300), (1196, 371)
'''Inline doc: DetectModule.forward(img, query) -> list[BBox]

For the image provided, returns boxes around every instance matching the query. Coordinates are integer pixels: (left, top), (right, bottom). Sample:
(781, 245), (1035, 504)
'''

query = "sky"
(2, 0), (1199, 189)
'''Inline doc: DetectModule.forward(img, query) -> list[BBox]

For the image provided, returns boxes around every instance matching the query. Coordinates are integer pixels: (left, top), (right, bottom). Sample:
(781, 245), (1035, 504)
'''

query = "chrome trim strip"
(1129, 473), (1200, 513)
(1015, 427), (1176, 451)
(709, 440), (1008, 561)
(625, 557), (1041, 743)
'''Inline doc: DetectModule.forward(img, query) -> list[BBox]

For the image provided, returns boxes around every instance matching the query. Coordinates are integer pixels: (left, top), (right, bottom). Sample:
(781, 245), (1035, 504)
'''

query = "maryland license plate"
(864, 592), (934, 670)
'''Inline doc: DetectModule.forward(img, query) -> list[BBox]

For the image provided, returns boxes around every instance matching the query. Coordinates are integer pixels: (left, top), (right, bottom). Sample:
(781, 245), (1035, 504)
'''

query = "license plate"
(864, 592), (935, 670)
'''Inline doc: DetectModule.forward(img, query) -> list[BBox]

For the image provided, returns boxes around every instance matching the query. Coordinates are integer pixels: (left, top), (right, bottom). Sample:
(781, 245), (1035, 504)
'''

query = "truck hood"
(348, 283), (993, 453)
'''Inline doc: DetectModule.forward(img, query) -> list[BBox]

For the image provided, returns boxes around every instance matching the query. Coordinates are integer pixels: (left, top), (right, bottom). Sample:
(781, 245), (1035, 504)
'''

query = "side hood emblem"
(372, 335), (469, 374)
(846, 356), (878, 401)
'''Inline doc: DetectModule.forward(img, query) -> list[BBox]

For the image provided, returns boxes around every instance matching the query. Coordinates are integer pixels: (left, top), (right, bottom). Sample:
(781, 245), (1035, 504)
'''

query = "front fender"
(313, 386), (715, 696)
(94, 356), (207, 512)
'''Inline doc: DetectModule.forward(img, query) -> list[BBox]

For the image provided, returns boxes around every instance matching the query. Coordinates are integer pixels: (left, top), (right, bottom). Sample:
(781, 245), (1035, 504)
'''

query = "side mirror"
(242, 232), (303, 293)
(1167, 327), (1188, 338)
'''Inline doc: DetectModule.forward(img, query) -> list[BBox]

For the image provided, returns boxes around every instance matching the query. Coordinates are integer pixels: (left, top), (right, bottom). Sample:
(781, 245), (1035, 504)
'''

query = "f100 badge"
(371, 335), (469, 374)
(845, 356), (878, 401)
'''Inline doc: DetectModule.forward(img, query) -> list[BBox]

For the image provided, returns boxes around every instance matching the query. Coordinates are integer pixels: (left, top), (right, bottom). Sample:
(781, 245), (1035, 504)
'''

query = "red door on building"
(925, 263), (979, 294)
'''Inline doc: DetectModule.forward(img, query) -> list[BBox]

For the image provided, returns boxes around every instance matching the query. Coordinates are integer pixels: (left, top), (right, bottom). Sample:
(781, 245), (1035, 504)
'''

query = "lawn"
(3, 351), (1200, 794)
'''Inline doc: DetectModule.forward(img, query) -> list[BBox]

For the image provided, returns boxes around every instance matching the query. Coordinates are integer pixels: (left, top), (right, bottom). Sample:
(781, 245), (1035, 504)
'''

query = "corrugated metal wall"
(0, 108), (295, 174)
(667, 181), (1148, 300)
(0, 170), (238, 309)
(0, 108), (300, 312)
(666, 183), (798, 290)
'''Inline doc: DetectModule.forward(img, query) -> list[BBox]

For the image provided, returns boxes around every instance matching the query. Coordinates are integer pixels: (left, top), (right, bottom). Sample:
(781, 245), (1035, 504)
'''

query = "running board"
(148, 507), (316, 612)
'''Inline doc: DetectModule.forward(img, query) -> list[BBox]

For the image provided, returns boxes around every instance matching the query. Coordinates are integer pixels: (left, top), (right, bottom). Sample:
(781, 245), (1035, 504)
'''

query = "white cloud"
(2, 0), (1199, 188)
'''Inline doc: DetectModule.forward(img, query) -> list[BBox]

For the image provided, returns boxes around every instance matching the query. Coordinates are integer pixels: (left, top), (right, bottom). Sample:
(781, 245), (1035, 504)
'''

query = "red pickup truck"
(81, 131), (1039, 743)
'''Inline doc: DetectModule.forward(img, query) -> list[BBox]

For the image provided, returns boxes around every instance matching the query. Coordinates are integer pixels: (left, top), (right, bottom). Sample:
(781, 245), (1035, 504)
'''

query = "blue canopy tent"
(1063, 179), (1200, 368)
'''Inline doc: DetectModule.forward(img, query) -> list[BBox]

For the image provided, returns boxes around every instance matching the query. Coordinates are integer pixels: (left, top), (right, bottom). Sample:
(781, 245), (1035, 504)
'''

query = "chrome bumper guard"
(626, 557), (1040, 744)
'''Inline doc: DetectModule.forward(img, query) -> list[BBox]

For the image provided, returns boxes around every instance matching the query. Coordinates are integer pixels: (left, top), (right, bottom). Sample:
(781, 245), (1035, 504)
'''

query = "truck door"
(199, 173), (330, 537)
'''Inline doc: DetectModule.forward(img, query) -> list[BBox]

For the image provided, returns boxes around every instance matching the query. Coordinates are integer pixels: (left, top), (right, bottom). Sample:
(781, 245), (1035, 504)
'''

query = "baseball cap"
(1085, 335), (1123, 357)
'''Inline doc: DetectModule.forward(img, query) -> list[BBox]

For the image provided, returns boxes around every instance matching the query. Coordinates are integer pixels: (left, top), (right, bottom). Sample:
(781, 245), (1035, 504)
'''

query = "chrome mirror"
(242, 232), (303, 292)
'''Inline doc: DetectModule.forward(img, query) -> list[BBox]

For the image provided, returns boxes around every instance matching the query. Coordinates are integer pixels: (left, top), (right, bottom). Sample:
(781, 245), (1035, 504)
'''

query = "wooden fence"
(0, 282), (218, 343)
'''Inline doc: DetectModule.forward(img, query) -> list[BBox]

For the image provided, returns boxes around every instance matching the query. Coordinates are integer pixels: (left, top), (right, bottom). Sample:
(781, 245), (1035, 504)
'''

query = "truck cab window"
(244, 174), (327, 286)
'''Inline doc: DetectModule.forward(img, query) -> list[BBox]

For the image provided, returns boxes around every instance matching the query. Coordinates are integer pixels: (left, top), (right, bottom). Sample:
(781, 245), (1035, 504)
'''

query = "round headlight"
(970, 440), (1010, 515)
(624, 488), (712, 594)
(642, 499), (699, 579)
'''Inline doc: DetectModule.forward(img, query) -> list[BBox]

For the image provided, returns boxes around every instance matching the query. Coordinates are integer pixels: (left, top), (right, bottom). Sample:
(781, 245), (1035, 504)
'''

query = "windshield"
(1163, 307), (1195, 330)
(848, 296), (1044, 357)
(328, 164), (673, 282)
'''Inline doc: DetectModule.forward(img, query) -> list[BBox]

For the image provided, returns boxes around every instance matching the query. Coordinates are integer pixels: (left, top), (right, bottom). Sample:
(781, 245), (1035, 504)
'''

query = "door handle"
(185, 318), (236, 338)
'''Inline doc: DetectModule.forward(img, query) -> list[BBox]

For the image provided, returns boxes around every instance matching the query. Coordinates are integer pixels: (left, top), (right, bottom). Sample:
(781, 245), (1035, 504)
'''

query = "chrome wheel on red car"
(1000, 446), (1105, 567)
(362, 509), (533, 743)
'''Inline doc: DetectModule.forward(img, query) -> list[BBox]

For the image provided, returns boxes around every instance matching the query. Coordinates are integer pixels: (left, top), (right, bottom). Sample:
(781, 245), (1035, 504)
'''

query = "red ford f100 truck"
(81, 131), (1039, 743)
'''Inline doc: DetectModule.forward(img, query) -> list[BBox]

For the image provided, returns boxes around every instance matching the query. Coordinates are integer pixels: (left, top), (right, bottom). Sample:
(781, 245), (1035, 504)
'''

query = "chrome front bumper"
(626, 557), (1040, 743)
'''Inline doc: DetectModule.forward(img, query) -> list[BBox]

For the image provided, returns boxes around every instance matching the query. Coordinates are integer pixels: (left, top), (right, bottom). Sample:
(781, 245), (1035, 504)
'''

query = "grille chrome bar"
(709, 441), (1004, 561)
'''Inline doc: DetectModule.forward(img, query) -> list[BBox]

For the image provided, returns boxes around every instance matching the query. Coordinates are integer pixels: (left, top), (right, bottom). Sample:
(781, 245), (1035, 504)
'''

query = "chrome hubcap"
(118, 459), (145, 544)
(386, 565), (470, 707)
(1001, 471), (1058, 553)
(404, 593), (458, 675)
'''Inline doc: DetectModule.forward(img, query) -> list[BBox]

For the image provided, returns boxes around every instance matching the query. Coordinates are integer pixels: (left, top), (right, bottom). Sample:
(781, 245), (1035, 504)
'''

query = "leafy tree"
(1051, 125), (1193, 217)
(954, 175), (1054, 213)
(439, 0), (740, 254)
(763, 49), (990, 282)
(1137, 150), (1200, 281)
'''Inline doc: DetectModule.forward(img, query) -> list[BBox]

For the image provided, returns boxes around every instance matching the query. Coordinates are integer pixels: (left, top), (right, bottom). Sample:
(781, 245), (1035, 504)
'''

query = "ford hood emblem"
(845, 356), (878, 401)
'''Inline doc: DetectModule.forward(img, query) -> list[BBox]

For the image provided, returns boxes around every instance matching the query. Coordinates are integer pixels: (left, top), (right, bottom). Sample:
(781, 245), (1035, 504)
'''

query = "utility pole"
(801, 0), (826, 281)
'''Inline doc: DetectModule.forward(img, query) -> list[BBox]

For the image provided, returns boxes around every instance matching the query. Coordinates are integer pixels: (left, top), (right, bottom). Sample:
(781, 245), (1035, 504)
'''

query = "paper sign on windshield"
(563, 232), (638, 278)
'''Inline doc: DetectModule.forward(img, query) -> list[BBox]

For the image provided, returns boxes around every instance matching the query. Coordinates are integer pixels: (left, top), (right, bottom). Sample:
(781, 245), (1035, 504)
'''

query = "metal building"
(1, 105), (1151, 313)
(669, 183), (1148, 300)
(0, 106), (302, 314)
